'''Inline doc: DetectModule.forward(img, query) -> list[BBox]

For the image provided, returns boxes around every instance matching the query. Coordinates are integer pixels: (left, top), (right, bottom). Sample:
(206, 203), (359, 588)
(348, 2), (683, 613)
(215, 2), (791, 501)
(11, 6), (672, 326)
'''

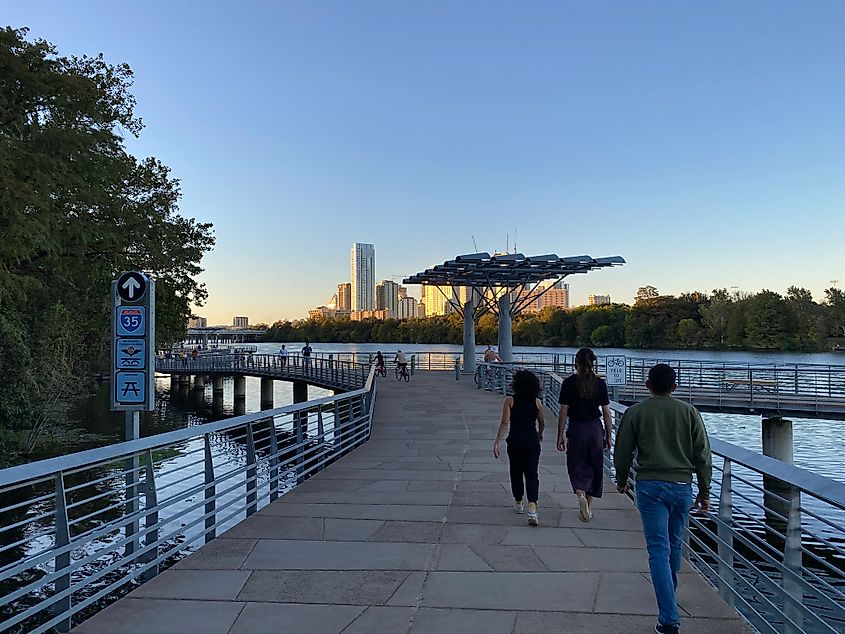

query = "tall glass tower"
(350, 243), (375, 311)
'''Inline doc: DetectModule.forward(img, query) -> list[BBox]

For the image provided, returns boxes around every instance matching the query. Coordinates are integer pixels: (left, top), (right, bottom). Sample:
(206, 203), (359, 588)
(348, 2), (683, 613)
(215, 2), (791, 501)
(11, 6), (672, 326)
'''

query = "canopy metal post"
(462, 293), (476, 375)
(498, 292), (513, 363)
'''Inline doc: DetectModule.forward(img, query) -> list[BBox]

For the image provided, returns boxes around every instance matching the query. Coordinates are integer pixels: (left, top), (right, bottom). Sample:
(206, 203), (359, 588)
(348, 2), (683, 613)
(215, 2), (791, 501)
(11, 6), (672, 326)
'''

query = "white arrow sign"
(122, 277), (141, 299)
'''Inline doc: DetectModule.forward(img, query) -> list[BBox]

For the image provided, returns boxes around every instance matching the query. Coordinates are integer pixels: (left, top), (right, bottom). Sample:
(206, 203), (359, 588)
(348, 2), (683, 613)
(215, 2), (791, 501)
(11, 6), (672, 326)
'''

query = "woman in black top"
(556, 348), (612, 522)
(493, 370), (546, 526)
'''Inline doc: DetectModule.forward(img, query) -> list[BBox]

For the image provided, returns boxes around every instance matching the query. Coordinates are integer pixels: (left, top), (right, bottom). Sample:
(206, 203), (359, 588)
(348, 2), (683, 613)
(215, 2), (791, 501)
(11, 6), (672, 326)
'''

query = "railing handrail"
(0, 363), (374, 488)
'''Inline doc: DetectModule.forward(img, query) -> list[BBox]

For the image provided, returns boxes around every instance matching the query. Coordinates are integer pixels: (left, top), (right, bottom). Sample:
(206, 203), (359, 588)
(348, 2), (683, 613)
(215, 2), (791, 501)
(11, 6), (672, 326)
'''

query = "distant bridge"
(184, 327), (266, 345)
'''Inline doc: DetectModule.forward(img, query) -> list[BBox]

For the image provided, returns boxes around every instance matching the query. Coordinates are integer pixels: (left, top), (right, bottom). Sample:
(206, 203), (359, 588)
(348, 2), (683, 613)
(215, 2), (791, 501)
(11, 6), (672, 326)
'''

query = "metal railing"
(476, 362), (845, 634)
(156, 354), (368, 390)
(0, 365), (377, 633)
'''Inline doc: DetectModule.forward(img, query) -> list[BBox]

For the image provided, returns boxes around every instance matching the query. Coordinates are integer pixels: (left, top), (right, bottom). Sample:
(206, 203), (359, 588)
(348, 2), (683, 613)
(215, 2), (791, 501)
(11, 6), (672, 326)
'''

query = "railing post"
(411, 355), (416, 375)
(784, 486), (804, 634)
(717, 458), (735, 607)
(203, 434), (216, 543)
(53, 473), (71, 633)
(295, 411), (305, 485)
(141, 449), (159, 579)
(269, 419), (280, 502)
(245, 423), (257, 516)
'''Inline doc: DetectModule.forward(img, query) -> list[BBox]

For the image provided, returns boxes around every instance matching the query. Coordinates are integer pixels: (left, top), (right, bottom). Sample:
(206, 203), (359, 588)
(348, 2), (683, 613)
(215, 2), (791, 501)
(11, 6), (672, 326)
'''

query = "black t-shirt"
(558, 374), (609, 422)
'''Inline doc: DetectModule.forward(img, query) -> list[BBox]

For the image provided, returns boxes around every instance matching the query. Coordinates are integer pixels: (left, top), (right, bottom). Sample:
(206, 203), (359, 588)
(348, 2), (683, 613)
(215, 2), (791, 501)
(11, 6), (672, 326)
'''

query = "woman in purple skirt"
(556, 348), (613, 522)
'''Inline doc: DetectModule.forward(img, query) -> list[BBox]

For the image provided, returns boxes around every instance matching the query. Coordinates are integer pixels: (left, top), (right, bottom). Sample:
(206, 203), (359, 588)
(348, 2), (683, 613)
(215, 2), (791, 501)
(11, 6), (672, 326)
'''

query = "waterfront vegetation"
(0, 28), (214, 463)
(264, 287), (845, 351)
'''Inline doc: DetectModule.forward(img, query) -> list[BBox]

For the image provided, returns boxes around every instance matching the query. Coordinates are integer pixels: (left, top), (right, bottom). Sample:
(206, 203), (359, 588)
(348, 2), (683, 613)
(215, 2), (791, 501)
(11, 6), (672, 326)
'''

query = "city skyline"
(6, 2), (842, 325)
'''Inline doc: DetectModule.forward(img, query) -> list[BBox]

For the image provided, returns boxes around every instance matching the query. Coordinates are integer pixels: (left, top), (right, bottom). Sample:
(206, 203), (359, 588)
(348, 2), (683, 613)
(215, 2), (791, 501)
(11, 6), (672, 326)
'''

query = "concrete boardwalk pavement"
(74, 372), (751, 634)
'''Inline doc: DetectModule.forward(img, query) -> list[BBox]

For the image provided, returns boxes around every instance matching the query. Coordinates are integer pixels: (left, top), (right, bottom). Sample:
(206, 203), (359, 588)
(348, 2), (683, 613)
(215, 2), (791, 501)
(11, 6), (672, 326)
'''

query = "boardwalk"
(73, 373), (751, 634)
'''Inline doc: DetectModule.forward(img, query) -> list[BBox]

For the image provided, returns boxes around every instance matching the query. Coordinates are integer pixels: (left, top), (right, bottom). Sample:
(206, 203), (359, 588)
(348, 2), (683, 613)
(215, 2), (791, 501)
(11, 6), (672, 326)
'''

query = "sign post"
(111, 271), (155, 557)
(605, 355), (627, 403)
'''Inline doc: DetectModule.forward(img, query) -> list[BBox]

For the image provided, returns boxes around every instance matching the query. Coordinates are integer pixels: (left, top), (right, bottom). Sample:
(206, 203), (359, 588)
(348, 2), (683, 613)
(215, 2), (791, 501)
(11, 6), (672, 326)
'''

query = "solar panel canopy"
(404, 252), (625, 287)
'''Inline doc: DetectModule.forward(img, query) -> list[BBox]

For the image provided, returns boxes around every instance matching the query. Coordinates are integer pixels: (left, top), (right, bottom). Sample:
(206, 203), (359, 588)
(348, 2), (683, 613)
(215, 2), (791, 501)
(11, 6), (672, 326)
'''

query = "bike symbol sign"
(605, 355), (627, 386)
(117, 306), (145, 336)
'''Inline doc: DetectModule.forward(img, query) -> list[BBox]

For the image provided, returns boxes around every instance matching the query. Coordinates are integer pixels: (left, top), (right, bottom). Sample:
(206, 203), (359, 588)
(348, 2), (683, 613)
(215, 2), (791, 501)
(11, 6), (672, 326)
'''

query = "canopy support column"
(498, 292), (513, 363)
(462, 293), (476, 375)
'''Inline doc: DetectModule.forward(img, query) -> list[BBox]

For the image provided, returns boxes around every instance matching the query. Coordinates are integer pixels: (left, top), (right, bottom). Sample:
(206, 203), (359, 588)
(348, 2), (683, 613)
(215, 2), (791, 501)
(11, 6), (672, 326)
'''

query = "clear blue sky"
(6, 1), (844, 324)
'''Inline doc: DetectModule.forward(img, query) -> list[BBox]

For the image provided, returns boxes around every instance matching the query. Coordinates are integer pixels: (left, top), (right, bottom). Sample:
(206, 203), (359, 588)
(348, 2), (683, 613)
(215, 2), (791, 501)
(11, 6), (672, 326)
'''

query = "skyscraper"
(350, 243), (375, 311)
(376, 280), (400, 318)
(337, 283), (352, 312)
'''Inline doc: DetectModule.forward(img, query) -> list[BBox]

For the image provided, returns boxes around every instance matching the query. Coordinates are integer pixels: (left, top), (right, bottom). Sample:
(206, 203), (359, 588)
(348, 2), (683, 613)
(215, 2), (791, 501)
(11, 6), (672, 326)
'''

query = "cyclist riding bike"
(374, 351), (386, 377)
(394, 350), (409, 381)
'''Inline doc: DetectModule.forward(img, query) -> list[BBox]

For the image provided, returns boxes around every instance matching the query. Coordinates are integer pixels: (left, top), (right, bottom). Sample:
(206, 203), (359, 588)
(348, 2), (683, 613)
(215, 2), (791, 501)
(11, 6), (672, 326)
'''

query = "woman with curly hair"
(556, 348), (612, 522)
(493, 369), (545, 526)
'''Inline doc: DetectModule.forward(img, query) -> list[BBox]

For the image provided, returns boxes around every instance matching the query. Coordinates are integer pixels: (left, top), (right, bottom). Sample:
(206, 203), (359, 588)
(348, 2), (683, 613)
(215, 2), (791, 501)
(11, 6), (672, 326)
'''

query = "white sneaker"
(578, 493), (591, 523)
(514, 500), (525, 514)
(527, 505), (539, 526)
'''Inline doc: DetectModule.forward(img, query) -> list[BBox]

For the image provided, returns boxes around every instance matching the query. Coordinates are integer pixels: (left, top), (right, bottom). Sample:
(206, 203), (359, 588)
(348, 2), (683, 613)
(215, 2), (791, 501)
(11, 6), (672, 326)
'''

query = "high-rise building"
(233, 316), (249, 328)
(398, 286), (408, 300)
(398, 297), (419, 320)
(588, 294), (611, 306)
(189, 317), (208, 328)
(337, 283), (352, 312)
(350, 243), (375, 311)
(421, 284), (457, 317)
(376, 280), (400, 318)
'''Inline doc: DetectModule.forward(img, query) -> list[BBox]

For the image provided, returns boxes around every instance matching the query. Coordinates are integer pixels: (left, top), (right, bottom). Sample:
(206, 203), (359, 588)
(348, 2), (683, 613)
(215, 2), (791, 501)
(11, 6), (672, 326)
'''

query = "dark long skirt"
(566, 418), (604, 498)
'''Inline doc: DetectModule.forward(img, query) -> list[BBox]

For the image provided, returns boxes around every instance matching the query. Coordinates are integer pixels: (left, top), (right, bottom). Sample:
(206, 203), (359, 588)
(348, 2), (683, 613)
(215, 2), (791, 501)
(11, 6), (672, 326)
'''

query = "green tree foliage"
(0, 28), (214, 459)
(264, 286), (842, 355)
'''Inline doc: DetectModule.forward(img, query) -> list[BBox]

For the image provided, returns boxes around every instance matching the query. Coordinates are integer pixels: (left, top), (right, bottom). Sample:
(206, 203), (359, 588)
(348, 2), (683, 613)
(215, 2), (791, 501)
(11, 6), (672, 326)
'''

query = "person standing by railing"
(614, 363), (712, 634)
(493, 370), (545, 526)
(556, 348), (613, 523)
(279, 344), (289, 369)
(301, 341), (313, 369)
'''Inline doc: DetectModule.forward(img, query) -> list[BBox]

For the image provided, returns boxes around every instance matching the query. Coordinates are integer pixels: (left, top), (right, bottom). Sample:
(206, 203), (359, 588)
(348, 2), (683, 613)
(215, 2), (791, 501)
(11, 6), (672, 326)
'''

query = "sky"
(5, 1), (845, 324)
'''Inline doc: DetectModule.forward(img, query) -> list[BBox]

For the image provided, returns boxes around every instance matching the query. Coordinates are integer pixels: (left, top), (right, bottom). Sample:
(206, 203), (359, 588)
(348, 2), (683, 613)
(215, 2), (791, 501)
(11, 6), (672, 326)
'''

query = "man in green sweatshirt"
(614, 363), (712, 634)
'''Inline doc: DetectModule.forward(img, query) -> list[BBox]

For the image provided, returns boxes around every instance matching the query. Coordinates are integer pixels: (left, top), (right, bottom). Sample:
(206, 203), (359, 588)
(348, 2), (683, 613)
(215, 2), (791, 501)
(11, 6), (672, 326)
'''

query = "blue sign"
(116, 338), (146, 369)
(117, 306), (146, 336)
(115, 371), (146, 404)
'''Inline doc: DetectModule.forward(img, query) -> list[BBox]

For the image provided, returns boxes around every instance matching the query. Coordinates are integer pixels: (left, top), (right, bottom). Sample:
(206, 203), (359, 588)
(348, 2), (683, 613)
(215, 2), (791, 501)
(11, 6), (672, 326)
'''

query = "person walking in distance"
(557, 348), (612, 522)
(614, 363), (712, 634)
(279, 344), (289, 369)
(493, 370), (545, 526)
(301, 341), (313, 368)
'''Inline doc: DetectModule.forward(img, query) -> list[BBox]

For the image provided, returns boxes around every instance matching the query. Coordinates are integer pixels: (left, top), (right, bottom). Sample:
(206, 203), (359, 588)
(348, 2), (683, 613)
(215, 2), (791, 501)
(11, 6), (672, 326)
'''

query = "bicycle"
(375, 364), (387, 378)
(395, 363), (410, 382)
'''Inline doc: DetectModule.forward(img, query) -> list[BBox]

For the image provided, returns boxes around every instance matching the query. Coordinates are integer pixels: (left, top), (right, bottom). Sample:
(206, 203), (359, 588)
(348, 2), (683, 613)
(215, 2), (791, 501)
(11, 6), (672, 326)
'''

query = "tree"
(745, 291), (797, 350)
(825, 288), (845, 338)
(0, 28), (214, 459)
(635, 286), (659, 303)
(700, 289), (731, 346)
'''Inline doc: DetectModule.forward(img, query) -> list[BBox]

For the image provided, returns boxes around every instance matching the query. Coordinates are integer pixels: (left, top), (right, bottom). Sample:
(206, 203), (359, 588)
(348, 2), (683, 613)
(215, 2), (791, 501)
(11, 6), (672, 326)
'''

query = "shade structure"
(404, 252), (625, 287)
(404, 252), (625, 364)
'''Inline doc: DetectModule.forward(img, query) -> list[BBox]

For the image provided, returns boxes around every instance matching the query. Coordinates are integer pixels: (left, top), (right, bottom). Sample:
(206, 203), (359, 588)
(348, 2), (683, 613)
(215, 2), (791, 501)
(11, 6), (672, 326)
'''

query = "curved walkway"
(73, 372), (751, 634)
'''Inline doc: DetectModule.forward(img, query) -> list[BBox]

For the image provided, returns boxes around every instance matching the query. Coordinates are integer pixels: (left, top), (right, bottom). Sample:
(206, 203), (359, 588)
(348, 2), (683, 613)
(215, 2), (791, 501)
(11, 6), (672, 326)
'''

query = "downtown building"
(588, 294), (611, 306)
(376, 280), (400, 318)
(350, 243), (375, 311)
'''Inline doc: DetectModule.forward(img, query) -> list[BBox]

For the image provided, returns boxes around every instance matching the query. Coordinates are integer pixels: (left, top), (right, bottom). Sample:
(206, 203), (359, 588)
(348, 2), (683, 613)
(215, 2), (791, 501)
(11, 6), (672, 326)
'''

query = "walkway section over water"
(73, 372), (750, 634)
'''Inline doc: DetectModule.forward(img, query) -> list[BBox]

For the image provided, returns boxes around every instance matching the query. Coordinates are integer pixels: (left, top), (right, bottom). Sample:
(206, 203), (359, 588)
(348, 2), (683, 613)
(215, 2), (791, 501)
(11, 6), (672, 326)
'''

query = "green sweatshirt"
(614, 395), (712, 497)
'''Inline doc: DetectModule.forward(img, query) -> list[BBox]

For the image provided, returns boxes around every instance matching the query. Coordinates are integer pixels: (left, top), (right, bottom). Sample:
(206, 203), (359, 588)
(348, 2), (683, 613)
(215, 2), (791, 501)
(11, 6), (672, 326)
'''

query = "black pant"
(506, 438), (541, 504)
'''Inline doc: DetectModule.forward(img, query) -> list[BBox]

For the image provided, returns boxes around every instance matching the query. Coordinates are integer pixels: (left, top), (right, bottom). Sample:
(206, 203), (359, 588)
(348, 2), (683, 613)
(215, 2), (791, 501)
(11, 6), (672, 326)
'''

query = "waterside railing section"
(476, 362), (845, 634)
(156, 353), (368, 388)
(329, 351), (845, 417)
(0, 365), (377, 633)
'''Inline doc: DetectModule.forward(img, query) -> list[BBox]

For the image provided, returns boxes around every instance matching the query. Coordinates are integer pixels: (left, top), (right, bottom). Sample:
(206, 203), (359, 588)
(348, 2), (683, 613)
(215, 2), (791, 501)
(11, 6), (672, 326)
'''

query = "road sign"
(111, 274), (155, 413)
(606, 355), (627, 386)
(116, 271), (148, 302)
(115, 371), (146, 404)
(117, 306), (146, 336)
(116, 338), (146, 369)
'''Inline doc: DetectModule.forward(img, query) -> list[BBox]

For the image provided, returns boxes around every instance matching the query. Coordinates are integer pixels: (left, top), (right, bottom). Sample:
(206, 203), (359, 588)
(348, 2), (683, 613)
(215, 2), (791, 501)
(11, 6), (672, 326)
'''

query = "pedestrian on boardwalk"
(493, 369), (545, 526)
(191, 347), (198, 362)
(556, 347), (612, 522)
(614, 363), (712, 634)
(301, 341), (313, 368)
(279, 344), (289, 368)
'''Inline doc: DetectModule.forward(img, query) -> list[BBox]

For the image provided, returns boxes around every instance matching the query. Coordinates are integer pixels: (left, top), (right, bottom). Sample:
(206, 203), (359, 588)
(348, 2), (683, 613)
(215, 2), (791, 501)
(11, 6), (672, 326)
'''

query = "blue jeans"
(636, 480), (693, 628)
